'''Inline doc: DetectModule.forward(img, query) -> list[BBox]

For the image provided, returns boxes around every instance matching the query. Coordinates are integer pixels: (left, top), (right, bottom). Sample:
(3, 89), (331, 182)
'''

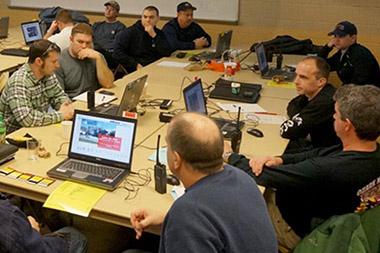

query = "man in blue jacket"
(113, 6), (171, 73)
(162, 2), (211, 52)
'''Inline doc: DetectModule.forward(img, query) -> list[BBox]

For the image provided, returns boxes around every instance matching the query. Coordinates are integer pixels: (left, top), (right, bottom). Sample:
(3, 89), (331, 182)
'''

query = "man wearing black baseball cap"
(163, 2), (211, 52)
(318, 21), (380, 87)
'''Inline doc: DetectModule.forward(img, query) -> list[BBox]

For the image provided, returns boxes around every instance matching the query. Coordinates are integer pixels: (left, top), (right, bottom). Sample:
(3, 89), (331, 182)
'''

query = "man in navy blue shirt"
(127, 113), (278, 253)
(162, 2), (211, 52)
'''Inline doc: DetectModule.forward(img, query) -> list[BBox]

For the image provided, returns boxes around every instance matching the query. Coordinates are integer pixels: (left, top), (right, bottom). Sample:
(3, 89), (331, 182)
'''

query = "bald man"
(127, 113), (277, 253)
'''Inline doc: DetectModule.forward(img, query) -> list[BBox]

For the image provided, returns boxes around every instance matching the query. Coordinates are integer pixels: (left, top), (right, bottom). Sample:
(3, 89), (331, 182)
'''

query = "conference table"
(0, 46), (301, 233)
(0, 27), (28, 73)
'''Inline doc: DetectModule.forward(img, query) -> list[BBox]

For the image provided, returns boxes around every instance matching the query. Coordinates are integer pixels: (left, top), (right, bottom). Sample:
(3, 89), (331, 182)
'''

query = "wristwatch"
(223, 151), (233, 163)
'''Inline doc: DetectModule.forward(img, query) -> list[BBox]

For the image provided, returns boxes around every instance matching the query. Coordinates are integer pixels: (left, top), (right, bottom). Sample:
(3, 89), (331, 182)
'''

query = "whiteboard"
(9, 0), (239, 22)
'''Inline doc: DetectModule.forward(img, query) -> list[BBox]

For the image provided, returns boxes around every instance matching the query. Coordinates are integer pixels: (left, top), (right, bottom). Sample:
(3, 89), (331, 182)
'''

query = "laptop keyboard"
(1, 48), (29, 57)
(63, 160), (123, 179)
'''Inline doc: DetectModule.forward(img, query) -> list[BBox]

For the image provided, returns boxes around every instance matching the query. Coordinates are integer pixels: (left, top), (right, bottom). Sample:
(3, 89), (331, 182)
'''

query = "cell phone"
(98, 90), (115, 96)
(160, 99), (173, 110)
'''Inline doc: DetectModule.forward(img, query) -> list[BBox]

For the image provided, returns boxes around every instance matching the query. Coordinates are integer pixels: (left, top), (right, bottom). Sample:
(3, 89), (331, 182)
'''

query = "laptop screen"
(183, 79), (208, 115)
(21, 21), (43, 45)
(255, 43), (269, 73)
(69, 111), (137, 167)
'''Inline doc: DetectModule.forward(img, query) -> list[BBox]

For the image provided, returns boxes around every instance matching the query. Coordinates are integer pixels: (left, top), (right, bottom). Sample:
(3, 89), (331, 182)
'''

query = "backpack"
(38, 7), (89, 34)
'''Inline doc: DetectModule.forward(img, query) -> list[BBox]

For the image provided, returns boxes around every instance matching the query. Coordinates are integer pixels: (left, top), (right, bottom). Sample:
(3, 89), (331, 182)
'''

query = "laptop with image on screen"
(21, 20), (43, 45)
(0, 20), (42, 57)
(255, 43), (296, 81)
(94, 75), (147, 116)
(47, 110), (137, 190)
(192, 30), (233, 61)
(183, 79), (244, 137)
(0, 16), (9, 39)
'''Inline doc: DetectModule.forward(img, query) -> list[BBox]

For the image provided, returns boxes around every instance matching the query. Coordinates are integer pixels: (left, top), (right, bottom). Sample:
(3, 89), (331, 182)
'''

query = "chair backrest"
(0, 72), (9, 93)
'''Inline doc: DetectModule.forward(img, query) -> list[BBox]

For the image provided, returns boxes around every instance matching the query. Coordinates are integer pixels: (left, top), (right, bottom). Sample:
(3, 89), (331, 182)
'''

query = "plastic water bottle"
(0, 115), (6, 144)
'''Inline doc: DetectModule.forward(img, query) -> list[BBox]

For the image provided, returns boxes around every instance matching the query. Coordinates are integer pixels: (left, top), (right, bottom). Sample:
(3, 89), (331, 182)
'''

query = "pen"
(254, 112), (278, 115)
(101, 96), (106, 101)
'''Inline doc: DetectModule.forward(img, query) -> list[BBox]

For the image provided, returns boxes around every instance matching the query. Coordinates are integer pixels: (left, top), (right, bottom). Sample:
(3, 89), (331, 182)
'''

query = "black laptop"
(255, 43), (296, 81)
(192, 30), (233, 61)
(183, 79), (244, 137)
(0, 16), (9, 39)
(209, 78), (262, 103)
(93, 75), (147, 116)
(1, 20), (43, 57)
(47, 110), (137, 190)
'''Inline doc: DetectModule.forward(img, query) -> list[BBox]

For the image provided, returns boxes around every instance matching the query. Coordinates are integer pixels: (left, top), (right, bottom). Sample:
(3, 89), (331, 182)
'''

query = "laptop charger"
(159, 112), (175, 123)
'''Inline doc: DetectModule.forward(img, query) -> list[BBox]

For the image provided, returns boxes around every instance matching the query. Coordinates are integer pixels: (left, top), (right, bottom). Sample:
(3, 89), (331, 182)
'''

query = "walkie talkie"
(230, 107), (242, 153)
(154, 135), (167, 194)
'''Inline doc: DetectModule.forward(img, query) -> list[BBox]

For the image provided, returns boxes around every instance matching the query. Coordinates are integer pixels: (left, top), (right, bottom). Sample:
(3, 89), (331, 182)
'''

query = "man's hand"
(77, 48), (100, 60)
(193, 37), (209, 49)
(27, 216), (40, 232)
(43, 20), (59, 39)
(130, 208), (165, 239)
(327, 37), (337, 48)
(59, 101), (74, 120)
(249, 156), (283, 176)
(144, 25), (157, 38)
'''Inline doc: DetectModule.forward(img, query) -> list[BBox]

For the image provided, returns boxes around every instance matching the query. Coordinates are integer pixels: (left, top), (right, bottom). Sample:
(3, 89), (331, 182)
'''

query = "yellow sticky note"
(8, 171), (22, 179)
(0, 167), (15, 175)
(38, 178), (55, 187)
(43, 181), (106, 217)
(267, 80), (295, 89)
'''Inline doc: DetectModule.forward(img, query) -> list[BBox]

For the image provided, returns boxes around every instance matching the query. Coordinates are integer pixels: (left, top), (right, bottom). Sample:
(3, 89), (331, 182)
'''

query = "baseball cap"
(104, 1), (120, 12)
(328, 21), (357, 37)
(177, 2), (197, 12)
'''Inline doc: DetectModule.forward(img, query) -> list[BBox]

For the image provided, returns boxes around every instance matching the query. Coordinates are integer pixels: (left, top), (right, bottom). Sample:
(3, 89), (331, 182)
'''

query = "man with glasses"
(163, 2), (211, 52)
(318, 21), (380, 87)
(0, 39), (74, 133)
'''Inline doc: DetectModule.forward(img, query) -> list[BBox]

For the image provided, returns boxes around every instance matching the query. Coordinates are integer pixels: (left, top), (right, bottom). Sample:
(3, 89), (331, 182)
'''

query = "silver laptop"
(183, 78), (244, 137)
(94, 75), (147, 116)
(193, 30), (233, 60)
(255, 43), (295, 81)
(0, 16), (9, 39)
(47, 110), (137, 190)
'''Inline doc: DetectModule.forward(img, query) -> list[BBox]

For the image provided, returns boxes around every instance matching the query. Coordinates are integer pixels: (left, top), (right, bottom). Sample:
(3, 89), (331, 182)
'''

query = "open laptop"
(94, 75), (147, 116)
(1, 21), (42, 57)
(183, 79), (244, 137)
(47, 110), (137, 190)
(255, 43), (296, 81)
(191, 30), (233, 61)
(0, 16), (9, 39)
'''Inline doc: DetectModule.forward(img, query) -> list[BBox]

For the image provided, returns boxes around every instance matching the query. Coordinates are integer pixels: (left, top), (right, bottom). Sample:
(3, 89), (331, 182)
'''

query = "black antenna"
(156, 135), (161, 165)
(236, 106), (241, 130)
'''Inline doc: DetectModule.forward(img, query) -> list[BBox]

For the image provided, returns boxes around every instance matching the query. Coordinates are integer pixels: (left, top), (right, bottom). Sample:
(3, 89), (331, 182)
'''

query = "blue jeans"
(55, 226), (88, 253)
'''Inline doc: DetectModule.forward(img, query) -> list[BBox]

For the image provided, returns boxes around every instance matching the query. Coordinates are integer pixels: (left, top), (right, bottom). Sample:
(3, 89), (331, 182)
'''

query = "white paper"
(216, 102), (267, 113)
(73, 92), (117, 106)
(148, 147), (168, 166)
(256, 114), (287, 125)
(157, 61), (190, 68)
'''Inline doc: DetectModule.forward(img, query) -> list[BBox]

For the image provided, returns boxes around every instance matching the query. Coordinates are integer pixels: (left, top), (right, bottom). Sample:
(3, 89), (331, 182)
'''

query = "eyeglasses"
(41, 43), (60, 58)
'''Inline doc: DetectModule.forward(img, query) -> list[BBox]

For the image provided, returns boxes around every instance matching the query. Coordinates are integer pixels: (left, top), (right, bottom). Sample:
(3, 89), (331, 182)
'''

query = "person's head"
(333, 84), (380, 141)
(28, 39), (61, 76)
(294, 56), (330, 99)
(141, 6), (160, 28)
(55, 9), (73, 30)
(104, 1), (120, 21)
(176, 2), (196, 29)
(166, 113), (224, 181)
(70, 23), (93, 57)
(328, 21), (357, 50)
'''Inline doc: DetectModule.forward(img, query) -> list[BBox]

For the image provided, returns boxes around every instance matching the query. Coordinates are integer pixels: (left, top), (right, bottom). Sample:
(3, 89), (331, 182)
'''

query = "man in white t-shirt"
(44, 9), (74, 50)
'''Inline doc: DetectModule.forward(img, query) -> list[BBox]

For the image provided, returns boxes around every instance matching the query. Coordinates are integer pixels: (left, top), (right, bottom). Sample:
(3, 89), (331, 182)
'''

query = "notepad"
(73, 92), (117, 106)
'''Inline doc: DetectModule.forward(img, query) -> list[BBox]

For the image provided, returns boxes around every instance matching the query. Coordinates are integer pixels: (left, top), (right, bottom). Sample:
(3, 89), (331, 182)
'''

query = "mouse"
(246, 128), (264, 138)
(176, 52), (187, 58)
(167, 174), (180, 186)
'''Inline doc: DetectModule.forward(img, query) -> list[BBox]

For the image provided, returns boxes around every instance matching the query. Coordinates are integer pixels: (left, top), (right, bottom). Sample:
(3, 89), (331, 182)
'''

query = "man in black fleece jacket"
(224, 84), (380, 250)
(162, 2), (211, 52)
(113, 6), (171, 73)
(280, 56), (340, 152)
